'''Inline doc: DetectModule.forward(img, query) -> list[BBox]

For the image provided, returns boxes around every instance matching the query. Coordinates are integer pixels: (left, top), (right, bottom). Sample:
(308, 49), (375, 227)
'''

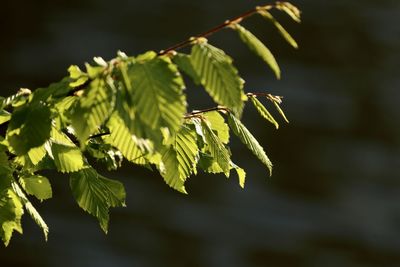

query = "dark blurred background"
(1, 0), (400, 266)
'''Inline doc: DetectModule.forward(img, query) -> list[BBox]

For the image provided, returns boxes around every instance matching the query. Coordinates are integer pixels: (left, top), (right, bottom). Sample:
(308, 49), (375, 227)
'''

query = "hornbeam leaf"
(70, 168), (126, 233)
(70, 77), (116, 144)
(276, 2), (301, 23)
(27, 145), (47, 165)
(105, 112), (150, 165)
(11, 182), (49, 241)
(126, 52), (187, 132)
(7, 104), (52, 155)
(273, 101), (289, 123)
(233, 24), (281, 79)
(203, 111), (230, 144)
(230, 162), (246, 188)
(19, 175), (52, 201)
(51, 143), (85, 173)
(200, 119), (231, 174)
(0, 110), (11, 125)
(161, 125), (199, 193)
(191, 42), (245, 115)
(227, 113), (272, 175)
(249, 96), (279, 129)
(0, 189), (24, 247)
(258, 10), (298, 49)
(172, 53), (201, 85)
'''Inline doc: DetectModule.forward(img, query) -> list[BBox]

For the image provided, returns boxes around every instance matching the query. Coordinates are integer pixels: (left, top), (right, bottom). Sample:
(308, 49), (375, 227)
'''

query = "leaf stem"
(184, 106), (230, 119)
(158, 2), (278, 56)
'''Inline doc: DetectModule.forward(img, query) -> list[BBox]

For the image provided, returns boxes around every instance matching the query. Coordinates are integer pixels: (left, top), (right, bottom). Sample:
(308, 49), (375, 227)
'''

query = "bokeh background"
(1, 0), (400, 266)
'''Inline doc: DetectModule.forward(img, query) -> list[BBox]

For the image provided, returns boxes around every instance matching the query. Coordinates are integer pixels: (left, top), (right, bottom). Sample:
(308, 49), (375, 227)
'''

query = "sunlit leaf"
(0, 190), (24, 247)
(19, 175), (52, 201)
(233, 23), (281, 79)
(70, 168), (126, 233)
(191, 42), (245, 115)
(227, 113), (272, 175)
(249, 96), (279, 129)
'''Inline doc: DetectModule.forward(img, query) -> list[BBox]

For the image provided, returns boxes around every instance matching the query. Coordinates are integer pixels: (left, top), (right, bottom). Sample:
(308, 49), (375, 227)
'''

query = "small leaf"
(11, 182), (49, 241)
(276, 2), (301, 23)
(0, 189), (24, 247)
(19, 175), (52, 201)
(233, 23), (281, 79)
(70, 168), (126, 233)
(0, 110), (11, 125)
(227, 113), (272, 175)
(200, 119), (231, 174)
(273, 101), (289, 123)
(27, 145), (47, 165)
(230, 162), (246, 188)
(203, 111), (230, 144)
(191, 42), (245, 116)
(258, 10), (298, 49)
(249, 96), (279, 129)
(160, 125), (199, 193)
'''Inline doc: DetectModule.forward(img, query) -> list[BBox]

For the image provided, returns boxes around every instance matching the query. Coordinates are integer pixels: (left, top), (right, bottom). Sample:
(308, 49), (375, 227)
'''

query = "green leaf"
(0, 189), (24, 247)
(0, 110), (11, 125)
(105, 112), (150, 165)
(227, 113), (272, 175)
(160, 125), (199, 193)
(27, 145), (47, 165)
(172, 53), (201, 84)
(30, 78), (72, 104)
(70, 168), (126, 233)
(249, 96), (279, 129)
(51, 143), (86, 173)
(233, 23), (281, 79)
(19, 175), (52, 201)
(11, 182), (49, 241)
(273, 101), (289, 123)
(70, 77), (116, 144)
(203, 111), (230, 144)
(125, 53), (187, 132)
(276, 2), (301, 23)
(230, 162), (246, 188)
(200, 119), (231, 174)
(258, 10), (298, 49)
(7, 104), (52, 155)
(191, 42), (245, 115)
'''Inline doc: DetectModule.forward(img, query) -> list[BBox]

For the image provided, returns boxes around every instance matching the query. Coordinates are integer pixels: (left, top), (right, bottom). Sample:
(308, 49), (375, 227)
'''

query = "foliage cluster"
(0, 1), (300, 246)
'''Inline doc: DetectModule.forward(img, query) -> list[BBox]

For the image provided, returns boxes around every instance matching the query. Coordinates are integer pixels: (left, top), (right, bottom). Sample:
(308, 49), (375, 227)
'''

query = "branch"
(158, 2), (278, 56)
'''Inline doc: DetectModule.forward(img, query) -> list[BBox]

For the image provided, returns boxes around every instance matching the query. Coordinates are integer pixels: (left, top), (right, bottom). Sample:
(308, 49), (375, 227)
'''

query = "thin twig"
(184, 106), (230, 119)
(158, 2), (277, 56)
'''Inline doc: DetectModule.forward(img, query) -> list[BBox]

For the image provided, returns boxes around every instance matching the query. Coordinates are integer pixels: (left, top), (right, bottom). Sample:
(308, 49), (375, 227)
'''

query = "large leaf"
(227, 113), (272, 175)
(249, 96), (279, 129)
(160, 125), (199, 193)
(19, 175), (52, 201)
(0, 189), (24, 247)
(7, 104), (52, 155)
(70, 77), (116, 143)
(70, 168), (126, 233)
(191, 42), (245, 115)
(233, 23), (281, 79)
(126, 52), (187, 132)
(105, 112), (149, 165)
(200, 119), (231, 174)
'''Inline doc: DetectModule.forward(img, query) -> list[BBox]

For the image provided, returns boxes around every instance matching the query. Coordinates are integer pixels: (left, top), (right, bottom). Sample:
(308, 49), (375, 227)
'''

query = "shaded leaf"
(173, 53), (201, 84)
(0, 189), (24, 247)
